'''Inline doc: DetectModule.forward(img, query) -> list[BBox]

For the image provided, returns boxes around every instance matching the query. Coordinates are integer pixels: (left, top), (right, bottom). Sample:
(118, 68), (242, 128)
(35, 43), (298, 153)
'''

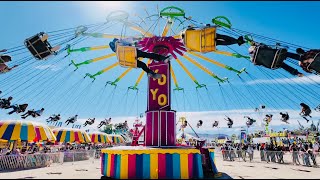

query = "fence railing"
(0, 153), (64, 171)
(215, 149), (320, 167)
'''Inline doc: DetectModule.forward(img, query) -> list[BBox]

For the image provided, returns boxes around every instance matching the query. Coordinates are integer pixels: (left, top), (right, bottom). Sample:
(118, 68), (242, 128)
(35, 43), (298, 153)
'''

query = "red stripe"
(74, 131), (79, 142)
(128, 154), (136, 179)
(158, 154), (166, 178)
(110, 154), (115, 178)
(188, 154), (193, 178)
(92, 134), (95, 142)
(35, 127), (41, 141)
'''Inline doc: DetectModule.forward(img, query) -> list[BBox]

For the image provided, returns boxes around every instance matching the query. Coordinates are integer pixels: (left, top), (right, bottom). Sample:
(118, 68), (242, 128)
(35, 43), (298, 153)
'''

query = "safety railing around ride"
(0, 153), (64, 171)
(215, 149), (320, 167)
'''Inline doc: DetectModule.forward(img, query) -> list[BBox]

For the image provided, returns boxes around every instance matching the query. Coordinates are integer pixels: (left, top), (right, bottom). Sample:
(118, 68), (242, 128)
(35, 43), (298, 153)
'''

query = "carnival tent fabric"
(52, 128), (91, 143)
(0, 120), (56, 141)
(108, 134), (125, 144)
(88, 132), (112, 144)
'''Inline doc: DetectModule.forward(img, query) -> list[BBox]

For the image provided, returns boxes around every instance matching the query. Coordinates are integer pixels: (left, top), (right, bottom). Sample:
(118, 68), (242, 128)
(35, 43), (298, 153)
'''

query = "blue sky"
(0, 1), (320, 135)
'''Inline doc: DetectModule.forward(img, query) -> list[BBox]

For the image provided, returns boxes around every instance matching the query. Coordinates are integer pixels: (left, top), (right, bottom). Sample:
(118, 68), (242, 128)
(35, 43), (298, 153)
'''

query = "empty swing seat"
(24, 33), (55, 60)
(183, 27), (216, 53)
(307, 53), (320, 73)
(116, 44), (137, 68)
(252, 46), (287, 69)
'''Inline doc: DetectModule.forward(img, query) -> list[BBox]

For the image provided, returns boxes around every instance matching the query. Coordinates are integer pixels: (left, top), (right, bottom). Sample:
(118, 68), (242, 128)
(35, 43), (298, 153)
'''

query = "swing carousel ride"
(1, 5), (320, 179)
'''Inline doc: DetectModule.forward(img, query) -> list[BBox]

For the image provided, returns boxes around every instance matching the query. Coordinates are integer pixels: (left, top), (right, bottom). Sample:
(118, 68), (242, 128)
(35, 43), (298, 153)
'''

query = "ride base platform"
(100, 146), (219, 179)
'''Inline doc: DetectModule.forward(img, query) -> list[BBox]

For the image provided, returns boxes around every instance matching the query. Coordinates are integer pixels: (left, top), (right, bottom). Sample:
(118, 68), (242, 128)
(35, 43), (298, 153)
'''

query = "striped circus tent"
(0, 120), (56, 141)
(109, 134), (125, 144)
(52, 128), (91, 144)
(88, 132), (112, 144)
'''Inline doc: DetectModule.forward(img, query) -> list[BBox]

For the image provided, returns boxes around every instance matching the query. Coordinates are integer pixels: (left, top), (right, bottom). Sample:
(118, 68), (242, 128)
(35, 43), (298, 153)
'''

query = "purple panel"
(147, 61), (171, 111)
(145, 111), (159, 146)
(160, 111), (176, 146)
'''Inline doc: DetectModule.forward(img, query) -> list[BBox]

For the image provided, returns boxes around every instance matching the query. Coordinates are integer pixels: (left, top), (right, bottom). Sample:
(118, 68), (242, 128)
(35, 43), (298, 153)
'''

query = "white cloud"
(247, 74), (320, 85)
(34, 65), (61, 71)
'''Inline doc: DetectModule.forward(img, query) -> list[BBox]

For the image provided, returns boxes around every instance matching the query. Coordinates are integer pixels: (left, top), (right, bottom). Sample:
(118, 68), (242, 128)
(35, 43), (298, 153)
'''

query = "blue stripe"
(2, 124), (15, 140)
(136, 154), (143, 179)
(65, 131), (70, 142)
(142, 154), (150, 179)
(98, 135), (101, 143)
(210, 152), (218, 174)
(115, 154), (121, 179)
(172, 154), (180, 179)
(166, 154), (173, 178)
(56, 131), (62, 142)
(195, 154), (204, 178)
(104, 154), (108, 176)
(21, 124), (28, 141)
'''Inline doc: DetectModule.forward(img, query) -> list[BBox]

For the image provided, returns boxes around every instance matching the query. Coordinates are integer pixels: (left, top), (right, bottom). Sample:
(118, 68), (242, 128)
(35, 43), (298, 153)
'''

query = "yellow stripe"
(183, 54), (217, 77)
(78, 131), (84, 143)
(212, 50), (234, 57)
(161, 20), (173, 37)
(120, 154), (128, 179)
(101, 148), (200, 155)
(95, 134), (98, 143)
(170, 65), (179, 87)
(90, 45), (110, 51)
(11, 122), (22, 140)
(118, 68), (133, 80)
(188, 52), (227, 68)
(175, 58), (197, 82)
(125, 21), (154, 37)
(38, 127), (47, 141)
(180, 154), (189, 179)
(27, 123), (35, 141)
(92, 53), (116, 63)
(60, 130), (67, 142)
(101, 62), (119, 73)
(107, 153), (111, 177)
(0, 122), (9, 138)
(150, 153), (158, 179)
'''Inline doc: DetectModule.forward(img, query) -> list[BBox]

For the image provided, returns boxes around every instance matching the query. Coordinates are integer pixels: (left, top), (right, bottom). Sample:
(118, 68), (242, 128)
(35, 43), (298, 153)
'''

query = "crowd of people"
(217, 138), (319, 167)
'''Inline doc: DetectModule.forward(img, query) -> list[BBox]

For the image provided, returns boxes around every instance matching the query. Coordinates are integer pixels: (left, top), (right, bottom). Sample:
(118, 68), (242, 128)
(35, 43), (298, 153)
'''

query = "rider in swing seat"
(109, 38), (172, 79)
(0, 54), (18, 73)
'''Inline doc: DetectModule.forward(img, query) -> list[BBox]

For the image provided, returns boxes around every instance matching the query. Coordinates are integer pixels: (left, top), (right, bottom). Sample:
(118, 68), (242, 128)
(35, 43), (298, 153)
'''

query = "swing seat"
(307, 53), (320, 73)
(116, 44), (137, 68)
(24, 33), (55, 60)
(252, 46), (287, 69)
(183, 27), (217, 53)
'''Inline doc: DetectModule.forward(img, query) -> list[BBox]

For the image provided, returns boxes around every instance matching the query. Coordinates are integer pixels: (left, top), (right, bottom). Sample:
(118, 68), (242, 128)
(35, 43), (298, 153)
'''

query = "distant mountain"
(188, 133), (230, 139)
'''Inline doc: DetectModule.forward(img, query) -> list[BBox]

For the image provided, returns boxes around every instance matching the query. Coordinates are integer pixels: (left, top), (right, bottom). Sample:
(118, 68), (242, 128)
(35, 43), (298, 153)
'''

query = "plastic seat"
(116, 44), (137, 68)
(307, 53), (320, 73)
(183, 26), (216, 53)
(24, 33), (55, 60)
(252, 46), (287, 69)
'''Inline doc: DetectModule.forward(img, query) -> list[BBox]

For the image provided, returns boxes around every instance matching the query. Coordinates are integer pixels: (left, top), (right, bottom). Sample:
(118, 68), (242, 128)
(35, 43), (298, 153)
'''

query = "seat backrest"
(116, 44), (137, 68)
(24, 33), (53, 60)
(307, 53), (320, 73)
(184, 27), (216, 53)
(253, 46), (286, 69)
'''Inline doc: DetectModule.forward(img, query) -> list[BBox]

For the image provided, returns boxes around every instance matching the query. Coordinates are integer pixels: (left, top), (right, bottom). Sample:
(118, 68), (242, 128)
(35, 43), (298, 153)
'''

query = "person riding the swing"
(0, 54), (18, 74)
(225, 116), (234, 128)
(65, 115), (78, 125)
(244, 116), (256, 127)
(264, 114), (273, 124)
(248, 41), (304, 77)
(21, 108), (44, 119)
(180, 120), (188, 130)
(98, 117), (111, 128)
(300, 103), (312, 123)
(7, 104), (28, 115)
(197, 120), (203, 128)
(212, 121), (219, 128)
(296, 48), (320, 74)
(83, 118), (95, 127)
(46, 114), (61, 122)
(280, 112), (290, 124)
(0, 96), (13, 109)
(109, 38), (173, 79)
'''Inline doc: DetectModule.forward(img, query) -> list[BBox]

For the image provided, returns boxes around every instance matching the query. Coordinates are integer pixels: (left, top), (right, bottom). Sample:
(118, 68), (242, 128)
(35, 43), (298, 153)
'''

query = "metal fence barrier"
(215, 149), (320, 167)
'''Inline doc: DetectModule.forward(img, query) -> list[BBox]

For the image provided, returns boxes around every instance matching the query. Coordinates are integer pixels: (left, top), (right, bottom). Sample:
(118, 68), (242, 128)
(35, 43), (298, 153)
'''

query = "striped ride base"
(100, 146), (204, 179)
